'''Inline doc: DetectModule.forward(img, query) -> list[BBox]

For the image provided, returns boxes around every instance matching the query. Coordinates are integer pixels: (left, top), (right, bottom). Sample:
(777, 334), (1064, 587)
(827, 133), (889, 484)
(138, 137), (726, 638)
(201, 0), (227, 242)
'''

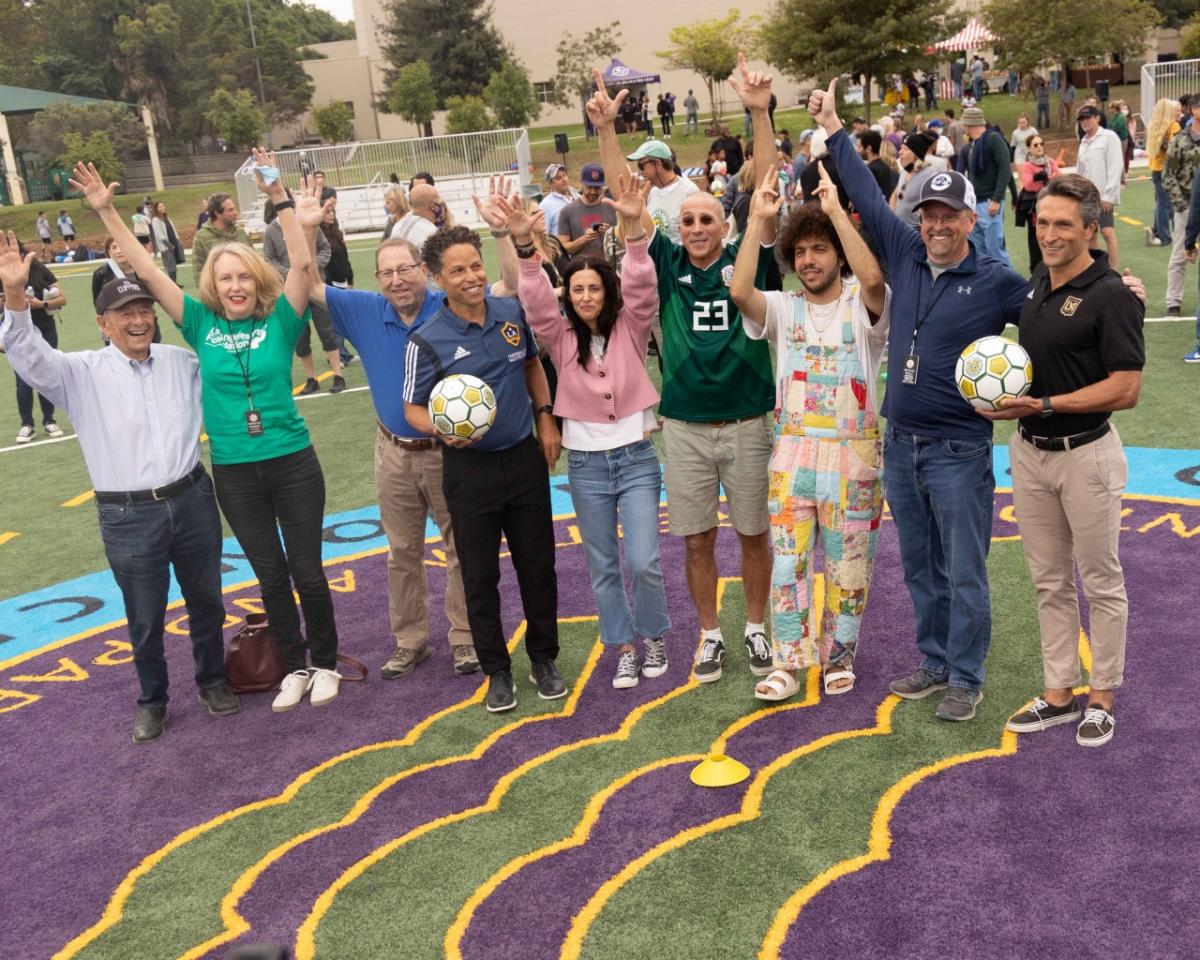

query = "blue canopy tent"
(592, 60), (663, 136)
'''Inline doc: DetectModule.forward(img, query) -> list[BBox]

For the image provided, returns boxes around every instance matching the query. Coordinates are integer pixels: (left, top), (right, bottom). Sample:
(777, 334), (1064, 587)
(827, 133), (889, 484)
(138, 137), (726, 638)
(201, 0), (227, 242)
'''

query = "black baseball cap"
(96, 277), (155, 313)
(1076, 105), (1103, 119)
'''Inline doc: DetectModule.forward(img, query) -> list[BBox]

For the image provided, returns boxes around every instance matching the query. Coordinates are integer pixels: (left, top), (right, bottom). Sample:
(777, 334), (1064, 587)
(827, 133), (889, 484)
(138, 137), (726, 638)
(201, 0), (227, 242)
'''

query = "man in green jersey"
(590, 56), (780, 683)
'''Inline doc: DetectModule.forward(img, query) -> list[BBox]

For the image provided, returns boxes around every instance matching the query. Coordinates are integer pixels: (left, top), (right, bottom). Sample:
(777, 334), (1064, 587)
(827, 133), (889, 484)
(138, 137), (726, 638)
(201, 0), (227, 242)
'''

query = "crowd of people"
(0, 58), (1158, 753)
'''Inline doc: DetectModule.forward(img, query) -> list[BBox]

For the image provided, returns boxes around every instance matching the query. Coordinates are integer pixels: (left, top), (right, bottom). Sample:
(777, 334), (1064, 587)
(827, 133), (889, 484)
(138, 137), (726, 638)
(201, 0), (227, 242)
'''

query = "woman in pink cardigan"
(506, 175), (671, 691)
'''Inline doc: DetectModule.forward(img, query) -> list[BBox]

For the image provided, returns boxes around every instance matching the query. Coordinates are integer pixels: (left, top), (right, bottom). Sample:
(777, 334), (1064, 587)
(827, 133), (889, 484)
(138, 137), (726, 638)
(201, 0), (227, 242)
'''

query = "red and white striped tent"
(931, 17), (996, 51)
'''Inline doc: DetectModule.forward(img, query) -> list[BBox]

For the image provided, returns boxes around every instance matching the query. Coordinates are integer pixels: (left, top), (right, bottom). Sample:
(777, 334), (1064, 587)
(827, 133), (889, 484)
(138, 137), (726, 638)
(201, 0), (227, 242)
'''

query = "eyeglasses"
(375, 264), (421, 281)
(1030, 141), (1044, 147)
(920, 212), (967, 226)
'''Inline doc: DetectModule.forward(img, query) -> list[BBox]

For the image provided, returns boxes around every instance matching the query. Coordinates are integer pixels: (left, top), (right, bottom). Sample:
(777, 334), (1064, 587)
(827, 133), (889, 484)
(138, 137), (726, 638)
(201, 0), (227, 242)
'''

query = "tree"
(444, 95), (494, 135)
(386, 60), (438, 137)
(1177, 12), (1200, 59)
(57, 131), (124, 184)
(547, 21), (622, 114)
(982, 0), (1161, 76)
(114, 3), (182, 135)
(27, 102), (146, 166)
(656, 12), (760, 124)
(310, 100), (354, 143)
(379, 0), (510, 107)
(762, 1), (962, 123)
(483, 62), (540, 128)
(1152, 0), (1196, 29)
(205, 88), (268, 150)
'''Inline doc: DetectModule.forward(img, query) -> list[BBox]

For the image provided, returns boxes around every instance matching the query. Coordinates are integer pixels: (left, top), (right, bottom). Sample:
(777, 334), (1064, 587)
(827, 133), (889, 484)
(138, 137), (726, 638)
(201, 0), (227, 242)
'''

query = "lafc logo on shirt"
(499, 321), (521, 347)
(204, 327), (267, 351)
(1061, 296), (1082, 316)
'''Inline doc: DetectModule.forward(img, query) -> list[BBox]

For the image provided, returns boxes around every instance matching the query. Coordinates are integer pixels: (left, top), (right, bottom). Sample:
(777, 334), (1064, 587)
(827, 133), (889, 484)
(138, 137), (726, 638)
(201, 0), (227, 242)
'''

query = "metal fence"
(233, 128), (532, 234)
(1141, 58), (1200, 128)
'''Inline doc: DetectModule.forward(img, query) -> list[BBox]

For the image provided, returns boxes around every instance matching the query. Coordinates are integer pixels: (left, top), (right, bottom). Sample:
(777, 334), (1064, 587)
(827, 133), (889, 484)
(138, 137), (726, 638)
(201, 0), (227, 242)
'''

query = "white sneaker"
(272, 669), (313, 712)
(309, 667), (341, 707)
(44, 421), (63, 437)
(15, 425), (34, 443)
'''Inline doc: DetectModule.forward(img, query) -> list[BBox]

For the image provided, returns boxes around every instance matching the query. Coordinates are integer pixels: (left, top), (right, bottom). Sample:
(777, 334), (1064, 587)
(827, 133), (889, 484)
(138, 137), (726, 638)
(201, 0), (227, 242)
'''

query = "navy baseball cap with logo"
(580, 163), (605, 187)
(96, 277), (155, 313)
(914, 170), (977, 211)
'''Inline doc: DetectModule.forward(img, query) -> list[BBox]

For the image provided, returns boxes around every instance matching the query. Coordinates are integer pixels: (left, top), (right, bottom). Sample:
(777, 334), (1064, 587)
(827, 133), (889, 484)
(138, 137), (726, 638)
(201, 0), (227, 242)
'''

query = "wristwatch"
(1039, 396), (1053, 418)
(535, 404), (554, 416)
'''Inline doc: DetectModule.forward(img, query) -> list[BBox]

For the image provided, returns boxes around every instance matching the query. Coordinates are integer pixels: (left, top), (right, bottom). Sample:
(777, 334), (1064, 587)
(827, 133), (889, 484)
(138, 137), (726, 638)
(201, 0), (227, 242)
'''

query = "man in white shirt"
(538, 163), (579, 236)
(624, 140), (699, 242)
(386, 183), (442, 247)
(1074, 104), (1125, 269)
(0, 245), (236, 744)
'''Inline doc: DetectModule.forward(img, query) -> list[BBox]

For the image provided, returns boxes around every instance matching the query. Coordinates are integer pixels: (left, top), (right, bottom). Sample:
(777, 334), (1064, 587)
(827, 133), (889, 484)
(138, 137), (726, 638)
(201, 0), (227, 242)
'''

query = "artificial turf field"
(2, 175), (1198, 959)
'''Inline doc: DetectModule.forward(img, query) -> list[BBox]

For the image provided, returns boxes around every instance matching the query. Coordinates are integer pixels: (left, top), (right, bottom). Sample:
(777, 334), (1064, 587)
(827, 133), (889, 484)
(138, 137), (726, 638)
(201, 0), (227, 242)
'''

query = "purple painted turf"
(4, 498), (1198, 959)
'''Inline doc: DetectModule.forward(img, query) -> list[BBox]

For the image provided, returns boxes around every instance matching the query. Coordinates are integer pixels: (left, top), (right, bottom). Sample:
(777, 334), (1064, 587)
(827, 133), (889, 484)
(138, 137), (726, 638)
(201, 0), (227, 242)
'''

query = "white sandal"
(755, 669), (800, 702)
(823, 666), (855, 696)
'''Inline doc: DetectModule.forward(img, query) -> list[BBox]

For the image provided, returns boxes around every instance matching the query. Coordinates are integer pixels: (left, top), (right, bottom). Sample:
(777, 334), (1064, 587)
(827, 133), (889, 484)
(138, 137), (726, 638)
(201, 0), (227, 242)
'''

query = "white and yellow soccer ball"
(954, 336), (1034, 411)
(428, 374), (497, 440)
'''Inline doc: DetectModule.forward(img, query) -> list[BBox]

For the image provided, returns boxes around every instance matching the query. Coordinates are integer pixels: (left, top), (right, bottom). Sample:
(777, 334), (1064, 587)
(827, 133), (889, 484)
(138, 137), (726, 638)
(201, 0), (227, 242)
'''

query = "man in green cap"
(623, 139), (698, 242)
(960, 105), (1013, 267)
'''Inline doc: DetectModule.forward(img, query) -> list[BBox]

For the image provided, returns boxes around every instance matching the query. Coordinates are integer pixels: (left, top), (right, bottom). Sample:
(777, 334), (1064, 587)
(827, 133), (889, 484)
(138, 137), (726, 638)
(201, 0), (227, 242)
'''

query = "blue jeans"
(972, 199), (1012, 268)
(98, 472), (227, 707)
(1151, 170), (1173, 244)
(882, 427), (995, 691)
(567, 439), (670, 647)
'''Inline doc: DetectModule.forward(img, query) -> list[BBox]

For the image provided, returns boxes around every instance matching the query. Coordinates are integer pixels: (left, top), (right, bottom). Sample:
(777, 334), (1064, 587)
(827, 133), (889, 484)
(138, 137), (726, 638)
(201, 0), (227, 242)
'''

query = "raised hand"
(807, 77), (842, 133)
(472, 174), (515, 230)
(0, 230), (35, 293)
(813, 161), (840, 218)
(295, 183), (331, 230)
(728, 52), (772, 113)
(585, 67), (628, 128)
(250, 146), (286, 201)
(749, 165), (783, 222)
(68, 161), (119, 212)
(601, 173), (651, 222)
(491, 193), (536, 242)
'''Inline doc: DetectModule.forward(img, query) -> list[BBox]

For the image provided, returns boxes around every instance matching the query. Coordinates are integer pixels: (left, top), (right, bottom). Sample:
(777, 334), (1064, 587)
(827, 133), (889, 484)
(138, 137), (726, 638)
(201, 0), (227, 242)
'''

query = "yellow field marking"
(445, 666), (823, 959)
(0, 531), (19, 545)
(61, 489), (95, 508)
(758, 728), (1019, 958)
(52, 622), (527, 960)
(178, 622), (602, 960)
(1116, 215), (1142, 227)
(297, 579), (743, 960)
(559, 696), (904, 959)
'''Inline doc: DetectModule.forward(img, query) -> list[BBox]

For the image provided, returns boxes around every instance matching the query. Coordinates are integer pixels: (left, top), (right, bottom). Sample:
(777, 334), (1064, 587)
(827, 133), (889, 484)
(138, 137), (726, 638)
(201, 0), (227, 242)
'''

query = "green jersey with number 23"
(648, 230), (775, 421)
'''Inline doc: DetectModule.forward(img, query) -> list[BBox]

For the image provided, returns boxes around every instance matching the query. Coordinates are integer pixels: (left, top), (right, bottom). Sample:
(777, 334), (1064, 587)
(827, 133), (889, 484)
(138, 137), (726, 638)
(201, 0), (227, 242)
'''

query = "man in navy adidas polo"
(403, 226), (563, 714)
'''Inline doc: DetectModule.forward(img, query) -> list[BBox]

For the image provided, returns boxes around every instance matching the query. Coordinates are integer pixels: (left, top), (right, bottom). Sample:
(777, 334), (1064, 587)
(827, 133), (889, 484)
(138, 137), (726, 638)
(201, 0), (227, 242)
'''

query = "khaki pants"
(375, 432), (471, 651)
(1009, 427), (1128, 690)
(1167, 209), (1189, 308)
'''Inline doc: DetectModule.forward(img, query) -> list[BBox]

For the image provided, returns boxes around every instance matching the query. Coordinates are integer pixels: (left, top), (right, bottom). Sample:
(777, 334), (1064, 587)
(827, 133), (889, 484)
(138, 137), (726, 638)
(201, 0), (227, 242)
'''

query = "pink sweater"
(518, 238), (660, 424)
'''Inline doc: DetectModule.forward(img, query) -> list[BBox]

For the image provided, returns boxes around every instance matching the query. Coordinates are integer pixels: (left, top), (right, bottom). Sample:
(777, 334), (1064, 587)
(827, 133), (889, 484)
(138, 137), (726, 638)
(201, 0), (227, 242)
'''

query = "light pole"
(244, 0), (271, 147)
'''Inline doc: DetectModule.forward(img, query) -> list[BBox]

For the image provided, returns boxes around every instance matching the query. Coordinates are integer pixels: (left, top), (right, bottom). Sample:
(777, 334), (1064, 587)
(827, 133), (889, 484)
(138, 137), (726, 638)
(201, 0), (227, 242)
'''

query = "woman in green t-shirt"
(72, 154), (346, 714)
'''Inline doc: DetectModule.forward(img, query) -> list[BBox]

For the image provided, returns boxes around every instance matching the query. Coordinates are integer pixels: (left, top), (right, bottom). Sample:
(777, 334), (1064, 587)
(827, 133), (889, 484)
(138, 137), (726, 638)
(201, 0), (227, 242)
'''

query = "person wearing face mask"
(1017, 135), (1061, 269)
(511, 175), (672, 691)
(891, 131), (940, 228)
(72, 155), (349, 716)
(731, 163), (890, 702)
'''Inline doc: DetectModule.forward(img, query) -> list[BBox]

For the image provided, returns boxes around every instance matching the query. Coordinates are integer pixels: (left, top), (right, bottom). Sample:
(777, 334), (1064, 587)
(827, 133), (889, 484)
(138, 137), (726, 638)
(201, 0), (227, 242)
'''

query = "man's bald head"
(678, 191), (726, 265)
(410, 183), (439, 221)
(681, 191), (725, 221)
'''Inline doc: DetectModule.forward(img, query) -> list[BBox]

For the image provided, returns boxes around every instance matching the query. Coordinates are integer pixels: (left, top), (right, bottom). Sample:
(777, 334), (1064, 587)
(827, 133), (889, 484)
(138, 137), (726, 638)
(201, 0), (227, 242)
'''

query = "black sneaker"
(299, 377), (320, 395)
(641, 637), (668, 678)
(1167, 306), (1182, 317)
(744, 631), (773, 676)
(693, 638), (725, 683)
(485, 670), (517, 713)
(889, 667), (950, 700)
(529, 659), (567, 700)
(329, 375), (347, 394)
(1005, 696), (1081, 733)
(1076, 705), (1115, 747)
(936, 687), (983, 722)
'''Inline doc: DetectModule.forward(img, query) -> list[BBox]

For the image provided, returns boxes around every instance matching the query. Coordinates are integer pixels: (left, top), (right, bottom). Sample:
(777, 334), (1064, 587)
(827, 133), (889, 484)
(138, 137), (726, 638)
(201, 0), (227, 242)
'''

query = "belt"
(94, 463), (206, 504)
(1019, 422), (1110, 452)
(704, 414), (761, 428)
(378, 420), (436, 450)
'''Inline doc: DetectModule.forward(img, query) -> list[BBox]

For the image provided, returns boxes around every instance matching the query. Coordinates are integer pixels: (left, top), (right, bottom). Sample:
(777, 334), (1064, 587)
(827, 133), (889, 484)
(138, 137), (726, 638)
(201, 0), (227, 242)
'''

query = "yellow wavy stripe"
(559, 696), (902, 960)
(758, 729), (1019, 959)
(298, 578), (742, 960)
(52, 623), (528, 960)
(445, 666), (822, 960)
(173, 622), (601, 960)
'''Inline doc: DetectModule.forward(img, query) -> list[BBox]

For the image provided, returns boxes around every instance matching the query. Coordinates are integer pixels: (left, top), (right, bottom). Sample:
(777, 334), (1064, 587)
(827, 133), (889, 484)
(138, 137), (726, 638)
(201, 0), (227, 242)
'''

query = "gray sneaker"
(641, 637), (668, 678)
(452, 644), (480, 675)
(612, 650), (640, 689)
(936, 687), (983, 722)
(889, 667), (950, 700)
(380, 644), (431, 679)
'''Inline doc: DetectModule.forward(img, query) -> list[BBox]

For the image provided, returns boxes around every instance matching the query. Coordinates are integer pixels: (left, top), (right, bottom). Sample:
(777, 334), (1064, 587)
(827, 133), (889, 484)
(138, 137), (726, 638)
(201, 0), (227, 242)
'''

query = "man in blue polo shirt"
(403, 226), (563, 714)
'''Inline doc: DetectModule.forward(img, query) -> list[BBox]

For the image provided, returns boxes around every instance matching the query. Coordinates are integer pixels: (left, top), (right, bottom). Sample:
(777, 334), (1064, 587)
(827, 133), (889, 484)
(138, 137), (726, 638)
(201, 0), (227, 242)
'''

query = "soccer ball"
(428, 374), (497, 440)
(954, 336), (1033, 411)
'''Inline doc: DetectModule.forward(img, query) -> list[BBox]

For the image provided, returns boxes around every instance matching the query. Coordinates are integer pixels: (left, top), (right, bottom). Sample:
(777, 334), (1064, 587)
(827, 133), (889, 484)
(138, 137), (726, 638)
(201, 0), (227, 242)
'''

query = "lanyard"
(223, 317), (262, 410)
(909, 267), (955, 357)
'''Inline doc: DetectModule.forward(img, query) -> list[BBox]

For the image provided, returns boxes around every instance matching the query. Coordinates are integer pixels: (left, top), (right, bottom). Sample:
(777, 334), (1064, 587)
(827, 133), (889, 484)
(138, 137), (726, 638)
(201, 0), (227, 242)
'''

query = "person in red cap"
(556, 163), (618, 259)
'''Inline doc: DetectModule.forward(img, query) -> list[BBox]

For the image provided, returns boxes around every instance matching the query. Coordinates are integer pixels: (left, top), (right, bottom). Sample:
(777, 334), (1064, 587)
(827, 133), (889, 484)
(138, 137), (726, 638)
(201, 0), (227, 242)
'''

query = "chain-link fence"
(233, 128), (532, 234)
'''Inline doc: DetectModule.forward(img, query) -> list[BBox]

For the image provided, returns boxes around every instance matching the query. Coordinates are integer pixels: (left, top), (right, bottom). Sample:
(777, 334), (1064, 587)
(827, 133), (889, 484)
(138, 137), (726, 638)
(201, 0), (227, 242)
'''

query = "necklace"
(805, 298), (838, 338)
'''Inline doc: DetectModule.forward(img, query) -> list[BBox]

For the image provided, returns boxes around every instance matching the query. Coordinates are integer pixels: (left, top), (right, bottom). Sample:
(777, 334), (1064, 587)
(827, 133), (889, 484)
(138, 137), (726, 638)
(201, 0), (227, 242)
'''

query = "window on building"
(343, 101), (355, 118)
(534, 81), (555, 105)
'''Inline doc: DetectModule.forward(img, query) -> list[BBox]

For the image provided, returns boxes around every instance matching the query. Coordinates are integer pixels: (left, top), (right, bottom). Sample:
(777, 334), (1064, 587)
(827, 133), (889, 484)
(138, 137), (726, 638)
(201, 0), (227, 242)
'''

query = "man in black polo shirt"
(980, 174), (1143, 748)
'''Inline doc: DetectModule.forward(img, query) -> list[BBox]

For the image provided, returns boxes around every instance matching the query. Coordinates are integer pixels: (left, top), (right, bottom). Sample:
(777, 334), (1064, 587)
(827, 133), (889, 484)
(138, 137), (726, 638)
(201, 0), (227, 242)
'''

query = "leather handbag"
(224, 613), (286, 694)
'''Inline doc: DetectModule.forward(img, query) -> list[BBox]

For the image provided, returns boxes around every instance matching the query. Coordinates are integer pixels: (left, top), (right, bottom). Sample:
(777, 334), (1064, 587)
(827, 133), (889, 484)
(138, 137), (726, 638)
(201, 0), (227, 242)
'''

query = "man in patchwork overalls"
(731, 164), (890, 700)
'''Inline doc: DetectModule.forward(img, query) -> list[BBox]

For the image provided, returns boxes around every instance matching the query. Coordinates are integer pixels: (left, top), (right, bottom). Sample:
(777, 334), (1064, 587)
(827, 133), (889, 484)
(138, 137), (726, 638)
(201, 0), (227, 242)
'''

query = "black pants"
(442, 435), (558, 675)
(16, 318), (57, 427)
(212, 445), (339, 671)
